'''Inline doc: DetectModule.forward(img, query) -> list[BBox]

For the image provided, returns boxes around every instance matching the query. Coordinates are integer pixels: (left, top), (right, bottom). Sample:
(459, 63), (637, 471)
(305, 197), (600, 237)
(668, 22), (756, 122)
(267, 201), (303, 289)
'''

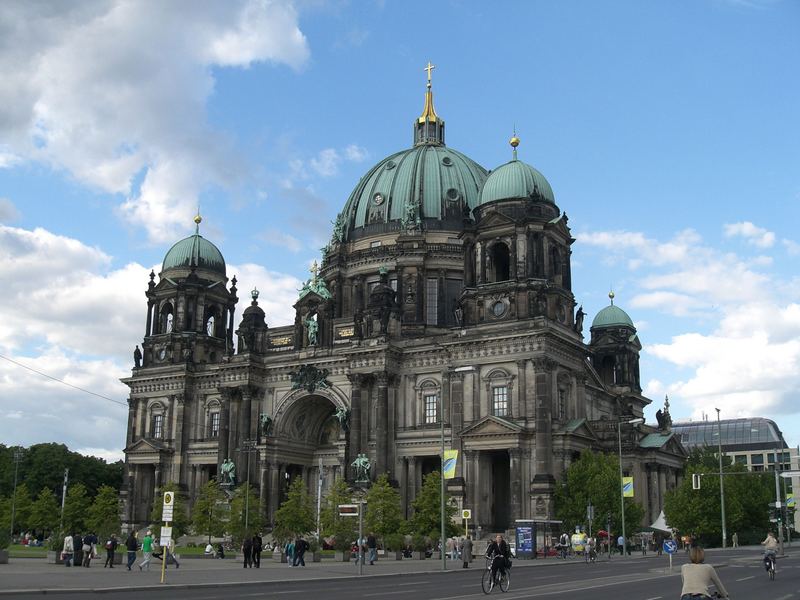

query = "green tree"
(410, 471), (458, 538)
(87, 485), (121, 540)
(273, 477), (315, 545)
(319, 478), (356, 550)
(191, 479), (227, 543)
(62, 482), (89, 533)
(149, 483), (189, 538)
(553, 451), (645, 536)
(664, 447), (772, 546)
(0, 483), (32, 535)
(228, 483), (264, 545)
(364, 473), (405, 540)
(28, 487), (60, 534)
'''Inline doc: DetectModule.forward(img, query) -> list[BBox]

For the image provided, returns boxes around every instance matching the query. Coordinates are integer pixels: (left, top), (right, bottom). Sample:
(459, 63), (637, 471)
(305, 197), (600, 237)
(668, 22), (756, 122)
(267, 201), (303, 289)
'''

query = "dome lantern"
(414, 61), (445, 146)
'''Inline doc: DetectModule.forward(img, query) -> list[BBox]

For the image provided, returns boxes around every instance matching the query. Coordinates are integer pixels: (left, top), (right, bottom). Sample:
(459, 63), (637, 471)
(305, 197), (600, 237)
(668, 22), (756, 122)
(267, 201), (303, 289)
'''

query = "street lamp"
(715, 408), (727, 548)
(617, 417), (644, 557)
(9, 448), (24, 541)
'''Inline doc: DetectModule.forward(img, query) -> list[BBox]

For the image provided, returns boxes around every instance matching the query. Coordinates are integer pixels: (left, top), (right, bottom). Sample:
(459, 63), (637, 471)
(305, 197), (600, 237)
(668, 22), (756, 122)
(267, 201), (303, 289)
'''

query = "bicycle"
(584, 547), (597, 564)
(481, 556), (510, 594)
(764, 553), (776, 580)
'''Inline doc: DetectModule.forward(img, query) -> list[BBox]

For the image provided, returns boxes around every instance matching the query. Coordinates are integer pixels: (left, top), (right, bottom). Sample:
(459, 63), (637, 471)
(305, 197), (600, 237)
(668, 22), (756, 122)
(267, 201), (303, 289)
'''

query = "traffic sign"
(663, 540), (677, 555)
(462, 509), (472, 520)
(162, 491), (174, 522)
(339, 504), (360, 517)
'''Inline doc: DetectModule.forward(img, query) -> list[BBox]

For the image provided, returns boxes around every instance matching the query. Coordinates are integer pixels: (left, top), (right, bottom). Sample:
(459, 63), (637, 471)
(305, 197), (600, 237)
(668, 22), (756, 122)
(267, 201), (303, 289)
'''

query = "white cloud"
(306, 144), (369, 178)
(0, 1), (310, 242)
(259, 228), (303, 253)
(0, 198), (20, 222)
(782, 239), (800, 256)
(723, 221), (776, 248)
(344, 144), (368, 162)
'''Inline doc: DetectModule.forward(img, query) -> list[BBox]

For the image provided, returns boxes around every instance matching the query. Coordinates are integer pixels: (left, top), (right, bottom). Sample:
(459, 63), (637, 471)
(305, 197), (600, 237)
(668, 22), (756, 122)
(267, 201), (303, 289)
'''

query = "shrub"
(412, 533), (427, 552)
(384, 533), (404, 551)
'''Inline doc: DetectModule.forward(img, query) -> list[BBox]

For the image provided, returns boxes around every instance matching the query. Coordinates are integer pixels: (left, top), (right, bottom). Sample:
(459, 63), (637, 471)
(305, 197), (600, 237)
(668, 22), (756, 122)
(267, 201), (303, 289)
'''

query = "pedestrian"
(242, 535), (253, 568)
(451, 537), (459, 561)
(72, 532), (83, 568)
(252, 534), (263, 568)
(125, 531), (138, 571)
(139, 530), (153, 571)
(62, 532), (74, 567)
(285, 539), (295, 567)
(82, 532), (95, 567)
(165, 537), (180, 569)
(461, 535), (473, 568)
(617, 534), (624, 556)
(366, 532), (377, 565)
(216, 542), (225, 559)
(293, 536), (308, 567)
(732, 532), (738, 548)
(104, 534), (118, 568)
(445, 536), (454, 560)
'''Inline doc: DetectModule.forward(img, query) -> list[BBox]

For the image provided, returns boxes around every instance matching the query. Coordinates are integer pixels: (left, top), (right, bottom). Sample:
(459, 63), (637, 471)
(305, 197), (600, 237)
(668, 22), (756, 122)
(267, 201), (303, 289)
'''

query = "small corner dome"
(162, 233), (226, 276)
(479, 159), (555, 206)
(591, 304), (635, 329)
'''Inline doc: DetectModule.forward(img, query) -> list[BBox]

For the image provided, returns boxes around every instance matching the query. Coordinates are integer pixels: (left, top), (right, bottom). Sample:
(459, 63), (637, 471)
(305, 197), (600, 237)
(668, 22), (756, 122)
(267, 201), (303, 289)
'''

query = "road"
(33, 547), (797, 599)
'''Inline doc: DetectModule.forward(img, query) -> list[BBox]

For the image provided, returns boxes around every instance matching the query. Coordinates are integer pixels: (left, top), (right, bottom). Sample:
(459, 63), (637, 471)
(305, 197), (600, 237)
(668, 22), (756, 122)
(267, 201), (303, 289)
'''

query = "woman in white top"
(680, 546), (729, 599)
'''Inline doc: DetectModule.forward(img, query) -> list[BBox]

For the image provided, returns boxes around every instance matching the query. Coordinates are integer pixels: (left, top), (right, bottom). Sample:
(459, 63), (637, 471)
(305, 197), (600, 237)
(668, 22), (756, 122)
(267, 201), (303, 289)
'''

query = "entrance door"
(489, 450), (510, 531)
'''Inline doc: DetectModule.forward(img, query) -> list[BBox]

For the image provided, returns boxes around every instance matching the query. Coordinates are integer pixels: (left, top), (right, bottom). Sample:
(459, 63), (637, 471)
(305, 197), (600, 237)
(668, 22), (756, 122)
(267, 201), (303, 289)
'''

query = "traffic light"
(692, 473), (701, 490)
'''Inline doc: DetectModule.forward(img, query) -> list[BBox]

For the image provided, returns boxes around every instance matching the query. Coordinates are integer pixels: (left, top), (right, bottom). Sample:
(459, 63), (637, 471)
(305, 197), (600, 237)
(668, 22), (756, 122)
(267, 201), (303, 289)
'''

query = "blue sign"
(516, 526), (533, 554)
(663, 540), (677, 555)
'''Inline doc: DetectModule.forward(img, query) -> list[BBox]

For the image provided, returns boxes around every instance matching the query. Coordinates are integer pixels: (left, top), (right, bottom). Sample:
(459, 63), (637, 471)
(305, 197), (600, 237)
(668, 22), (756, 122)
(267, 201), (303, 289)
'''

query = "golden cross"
(424, 61), (435, 86)
(310, 260), (319, 278)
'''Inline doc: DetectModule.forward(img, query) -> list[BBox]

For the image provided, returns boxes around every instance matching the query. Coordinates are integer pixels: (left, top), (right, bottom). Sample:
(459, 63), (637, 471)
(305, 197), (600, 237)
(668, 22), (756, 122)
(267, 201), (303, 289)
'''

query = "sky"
(0, 0), (798, 463)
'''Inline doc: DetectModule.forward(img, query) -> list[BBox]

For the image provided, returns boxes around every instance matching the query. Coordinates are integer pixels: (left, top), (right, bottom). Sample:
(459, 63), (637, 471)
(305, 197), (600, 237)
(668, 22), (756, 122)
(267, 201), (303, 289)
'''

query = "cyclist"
(680, 546), (729, 599)
(557, 531), (569, 559)
(762, 531), (778, 571)
(585, 534), (597, 563)
(485, 534), (511, 585)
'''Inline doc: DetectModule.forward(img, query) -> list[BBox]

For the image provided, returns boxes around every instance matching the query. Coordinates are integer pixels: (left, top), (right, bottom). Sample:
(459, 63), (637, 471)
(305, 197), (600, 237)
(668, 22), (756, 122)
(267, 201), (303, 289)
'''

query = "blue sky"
(0, 0), (798, 460)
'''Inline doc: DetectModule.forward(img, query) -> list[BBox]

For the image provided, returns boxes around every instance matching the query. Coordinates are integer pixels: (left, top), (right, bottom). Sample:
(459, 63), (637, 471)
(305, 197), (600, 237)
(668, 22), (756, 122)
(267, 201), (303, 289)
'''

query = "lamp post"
(617, 418), (644, 557)
(715, 408), (727, 549)
(9, 448), (24, 541)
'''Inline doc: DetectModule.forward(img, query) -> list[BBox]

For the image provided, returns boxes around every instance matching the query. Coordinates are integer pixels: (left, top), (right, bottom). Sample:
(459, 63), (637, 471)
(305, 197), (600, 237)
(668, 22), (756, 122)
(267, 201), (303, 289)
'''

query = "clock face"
(491, 301), (506, 317)
(373, 193), (384, 206)
(157, 347), (167, 361)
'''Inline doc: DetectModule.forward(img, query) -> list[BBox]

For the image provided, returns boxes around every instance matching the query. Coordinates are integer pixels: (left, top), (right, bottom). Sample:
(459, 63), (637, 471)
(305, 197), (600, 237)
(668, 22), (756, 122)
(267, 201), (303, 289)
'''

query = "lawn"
(8, 544), (49, 558)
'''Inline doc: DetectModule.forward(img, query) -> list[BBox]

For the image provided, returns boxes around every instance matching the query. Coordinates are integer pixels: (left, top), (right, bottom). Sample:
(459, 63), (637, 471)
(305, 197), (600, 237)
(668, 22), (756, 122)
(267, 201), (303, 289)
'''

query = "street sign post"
(338, 503), (365, 576)
(160, 491), (174, 583)
(462, 509), (471, 537)
(663, 539), (677, 572)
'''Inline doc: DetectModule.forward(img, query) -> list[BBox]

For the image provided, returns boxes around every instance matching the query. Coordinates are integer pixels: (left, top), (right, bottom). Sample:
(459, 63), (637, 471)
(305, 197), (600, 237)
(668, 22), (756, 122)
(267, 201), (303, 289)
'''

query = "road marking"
(396, 581), (428, 585)
(644, 596), (662, 599)
(736, 575), (755, 581)
(363, 591), (416, 597)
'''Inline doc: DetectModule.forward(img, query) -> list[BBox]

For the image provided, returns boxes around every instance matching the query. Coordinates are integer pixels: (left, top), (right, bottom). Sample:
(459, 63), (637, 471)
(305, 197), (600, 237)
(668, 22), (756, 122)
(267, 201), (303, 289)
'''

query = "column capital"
(508, 447), (523, 459)
(374, 371), (390, 387)
(532, 357), (557, 372)
(347, 372), (366, 386)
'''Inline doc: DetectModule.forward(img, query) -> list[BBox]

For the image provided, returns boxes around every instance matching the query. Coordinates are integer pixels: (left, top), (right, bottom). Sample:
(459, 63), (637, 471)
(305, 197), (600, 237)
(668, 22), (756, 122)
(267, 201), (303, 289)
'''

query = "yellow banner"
(443, 450), (458, 479)
(622, 476), (634, 498)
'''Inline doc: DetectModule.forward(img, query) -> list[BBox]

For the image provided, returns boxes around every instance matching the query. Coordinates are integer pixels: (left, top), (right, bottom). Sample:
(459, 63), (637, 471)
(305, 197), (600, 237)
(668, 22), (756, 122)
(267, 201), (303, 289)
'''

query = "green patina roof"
(162, 233), (226, 275)
(564, 418), (587, 433)
(479, 159), (555, 206)
(591, 304), (635, 329)
(639, 432), (674, 448)
(339, 144), (488, 240)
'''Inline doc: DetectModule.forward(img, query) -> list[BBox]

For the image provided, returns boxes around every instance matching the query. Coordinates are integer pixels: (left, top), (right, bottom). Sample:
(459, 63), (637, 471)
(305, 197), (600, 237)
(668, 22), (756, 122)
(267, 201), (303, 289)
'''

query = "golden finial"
(418, 61), (440, 124)
(510, 129), (520, 160)
(609, 290), (615, 305)
(424, 61), (435, 88)
(310, 260), (319, 279)
(194, 211), (202, 233)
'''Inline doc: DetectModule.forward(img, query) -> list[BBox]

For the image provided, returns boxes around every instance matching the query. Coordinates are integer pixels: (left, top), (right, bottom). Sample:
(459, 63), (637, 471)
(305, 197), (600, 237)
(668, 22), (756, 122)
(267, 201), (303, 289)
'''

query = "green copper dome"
(591, 304), (635, 329)
(162, 233), (226, 276)
(338, 144), (488, 241)
(479, 159), (555, 206)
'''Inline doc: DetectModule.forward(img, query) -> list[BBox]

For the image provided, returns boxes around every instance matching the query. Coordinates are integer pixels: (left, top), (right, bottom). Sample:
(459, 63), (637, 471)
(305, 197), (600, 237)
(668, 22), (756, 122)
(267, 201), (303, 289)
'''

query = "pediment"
(556, 418), (599, 442)
(294, 291), (330, 310)
(477, 211), (517, 229)
(125, 438), (169, 454)
(460, 415), (523, 437)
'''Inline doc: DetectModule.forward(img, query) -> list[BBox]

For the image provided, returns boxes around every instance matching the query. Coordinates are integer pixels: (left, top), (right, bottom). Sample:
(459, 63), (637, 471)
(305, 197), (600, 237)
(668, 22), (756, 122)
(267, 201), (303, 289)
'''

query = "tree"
(553, 451), (645, 536)
(272, 477), (315, 545)
(87, 485), (121, 540)
(364, 473), (405, 540)
(0, 483), (32, 536)
(28, 487), (60, 535)
(319, 478), (356, 550)
(149, 483), (189, 538)
(62, 482), (89, 533)
(410, 471), (458, 538)
(664, 447), (772, 546)
(228, 483), (264, 545)
(191, 479), (227, 543)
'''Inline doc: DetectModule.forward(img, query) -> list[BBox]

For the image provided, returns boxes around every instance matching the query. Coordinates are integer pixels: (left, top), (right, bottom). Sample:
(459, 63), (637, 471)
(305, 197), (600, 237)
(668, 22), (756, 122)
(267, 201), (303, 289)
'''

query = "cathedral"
(121, 69), (686, 536)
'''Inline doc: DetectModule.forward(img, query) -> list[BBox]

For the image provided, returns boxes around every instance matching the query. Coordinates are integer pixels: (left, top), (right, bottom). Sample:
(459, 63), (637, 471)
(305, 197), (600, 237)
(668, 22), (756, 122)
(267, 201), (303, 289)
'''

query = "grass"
(8, 544), (49, 558)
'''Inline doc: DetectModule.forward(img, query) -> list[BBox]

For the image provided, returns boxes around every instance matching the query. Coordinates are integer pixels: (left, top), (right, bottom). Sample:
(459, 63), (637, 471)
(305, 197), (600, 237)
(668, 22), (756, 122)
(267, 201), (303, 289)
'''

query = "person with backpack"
(103, 534), (118, 568)
(125, 531), (138, 571)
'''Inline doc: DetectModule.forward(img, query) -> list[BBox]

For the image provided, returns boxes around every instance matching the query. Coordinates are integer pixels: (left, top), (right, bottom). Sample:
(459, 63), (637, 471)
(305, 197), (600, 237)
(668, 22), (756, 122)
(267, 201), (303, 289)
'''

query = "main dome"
(339, 145), (488, 241)
(162, 231), (226, 276)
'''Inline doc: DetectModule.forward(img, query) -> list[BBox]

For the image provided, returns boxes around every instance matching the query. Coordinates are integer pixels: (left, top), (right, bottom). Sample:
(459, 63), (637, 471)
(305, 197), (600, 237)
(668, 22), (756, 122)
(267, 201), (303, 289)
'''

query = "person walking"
(252, 534), (263, 568)
(165, 537), (180, 569)
(732, 532), (739, 548)
(104, 534), (118, 568)
(366, 532), (377, 565)
(242, 536), (253, 568)
(62, 532), (74, 567)
(617, 534), (625, 556)
(125, 532), (138, 571)
(293, 536), (308, 567)
(461, 535), (473, 568)
(285, 539), (295, 567)
(72, 533), (83, 568)
(139, 530), (153, 571)
(81, 532), (95, 567)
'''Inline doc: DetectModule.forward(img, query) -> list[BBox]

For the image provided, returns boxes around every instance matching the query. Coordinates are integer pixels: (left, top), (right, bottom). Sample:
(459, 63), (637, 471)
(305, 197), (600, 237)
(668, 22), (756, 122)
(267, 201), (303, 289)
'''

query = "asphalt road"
(37, 548), (797, 599)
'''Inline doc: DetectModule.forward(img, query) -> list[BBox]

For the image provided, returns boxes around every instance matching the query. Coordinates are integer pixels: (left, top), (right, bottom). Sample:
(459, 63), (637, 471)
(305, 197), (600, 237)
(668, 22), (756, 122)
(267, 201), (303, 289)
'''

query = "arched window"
(485, 369), (514, 418)
(488, 243), (510, 282)
(416, 379), (441, 425)
(550, 246), (562, 277)
(160, 303), (174, 334)
(204, 306), (219, 337)
(149, 402), (166, 438)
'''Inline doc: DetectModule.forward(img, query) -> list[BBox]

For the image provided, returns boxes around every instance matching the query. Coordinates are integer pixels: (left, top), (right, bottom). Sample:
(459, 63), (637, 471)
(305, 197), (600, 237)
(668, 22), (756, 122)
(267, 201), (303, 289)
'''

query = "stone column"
(268, 462), (280, 525)
(348, 374), (363, 477)
(451, 373), (465, 476)
(407, 457), (418, 510)
(509, 448), (522, 523)
(217, 388), (233, 469)
(465, 450), (478, 518)
(472, 371), (481, 422)
(515, 360), (526, 420)
(658, 466), (667, 512)
(145, 301), (154, 337)
(173, 392), (188, 486)
(647, 463), (659, 524)
(259, 464), (268, 518)
(399, 457), (409, 512)
(531, 358), (556, 498)
(126, 397), (136, 446)
(375, 372), (389, 477)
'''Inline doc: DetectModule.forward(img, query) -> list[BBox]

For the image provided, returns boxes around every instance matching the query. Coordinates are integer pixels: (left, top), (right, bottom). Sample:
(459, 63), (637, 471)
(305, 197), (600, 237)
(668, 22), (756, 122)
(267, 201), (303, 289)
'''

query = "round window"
(385, 160), (396, 170)
(441, 156), (453, 166)
(373, 193), (385, 205)
(446, 188), (460, 202)
(491, 301), (506, 317)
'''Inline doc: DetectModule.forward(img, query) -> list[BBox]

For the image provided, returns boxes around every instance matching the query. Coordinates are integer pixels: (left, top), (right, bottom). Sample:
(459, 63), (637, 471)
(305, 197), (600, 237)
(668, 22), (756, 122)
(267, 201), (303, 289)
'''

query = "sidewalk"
(0, 551), (661, 596)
